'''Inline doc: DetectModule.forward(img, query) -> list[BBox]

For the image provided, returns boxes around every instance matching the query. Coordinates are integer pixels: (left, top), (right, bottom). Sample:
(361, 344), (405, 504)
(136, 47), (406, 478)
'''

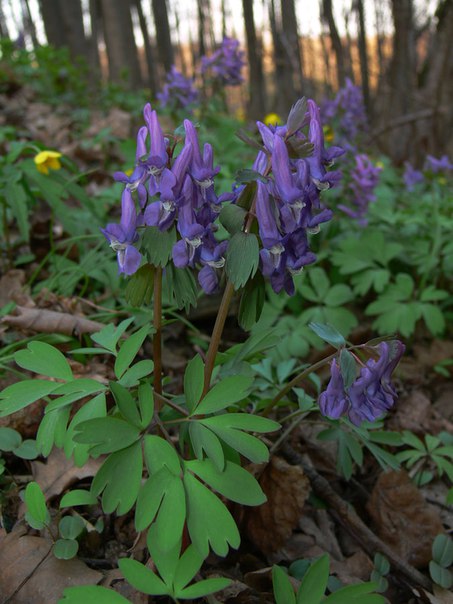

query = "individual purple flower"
(425, 154), (453, 173)
(157, 67), (199, 113)
(101, 189), (141, 275)
(198, 240), (229, 293)
(403, 162), (424, 191)
(113, 126), (149, 207)
(338, 154), (381, 226)
(318, 341), (406, 425)
(201, 37), (245, 86)
(319, 359), (349, 419)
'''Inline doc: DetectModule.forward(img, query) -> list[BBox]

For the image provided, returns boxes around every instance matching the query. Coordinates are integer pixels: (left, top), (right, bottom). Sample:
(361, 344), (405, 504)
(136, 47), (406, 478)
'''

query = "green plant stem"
(263, 351), (338, 416)
(153, 266), (163, 408)
(153, 391), (189, 417)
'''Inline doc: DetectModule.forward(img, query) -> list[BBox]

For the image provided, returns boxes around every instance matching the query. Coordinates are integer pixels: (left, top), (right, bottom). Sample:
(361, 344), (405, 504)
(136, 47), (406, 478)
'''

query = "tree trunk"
(355, 0), (371, 112)
(100, 0), (142, 87)
(242, 0), (266, 118)
(152, 0), (174, 74)
(280, 0), (304, 95)
(21, 0), (38, 47)
(321, 0), (346, 87)
(135, 0), (157, 93)
(39, 0), (66, 48)
(269, 0), (297, 116)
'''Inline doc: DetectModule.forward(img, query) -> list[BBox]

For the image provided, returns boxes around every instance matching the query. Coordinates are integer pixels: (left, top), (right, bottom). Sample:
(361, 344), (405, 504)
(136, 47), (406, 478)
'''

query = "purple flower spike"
(318, 341), (406, 425)
(338, 154), (381, 226)
(102, 188), (141, 275)
(157, 66), (199, 112)
(201, 37), (245, 86)
(425, 154), (453, 173)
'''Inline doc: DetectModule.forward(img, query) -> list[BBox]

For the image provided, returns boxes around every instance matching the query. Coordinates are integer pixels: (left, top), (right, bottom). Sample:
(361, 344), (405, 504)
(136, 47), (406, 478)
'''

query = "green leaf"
(183, 471), (240, 557)
(91, 441), (142, 514)
(142, 226), (176, 267)
(118, 360), (154, 388)
(401, 431), (426, 451)
(296, 554), (329, 604)
(45, 378), (106, 412)
(124, 263), (154, 306)
(53, 539), (79, 560)
(309, 268), (330, 299)
(144, 435), (181, 475)
(189, 422), (225, 470)
(64, 393), (106, 465)
(0, 379), (59, 416)
(114, 325), (150, 379)
(25, 481), (50, 530)
(340, 350), (357, 389)
(194, 375), (254, 415)
(272, 565), (296, 604)
(164, 264), (199, 312)
(186, 459), (266, 505)
(59, 515), (85, 539)
(36, 407), (70, 456)
(219, 203), (247, 234)
(324, 582), (384, 603)
(60, 489), (98, 508)
(201, 413), (280, 433)
(118, 558), (168, 596)
(225, 232), (259, 289)
(5, 180), (29, 241)
(15, 341), (73, 381)
(235, 168), (269, 184)
(135, 469), (185, 549)
(308, 323), (346, 348)
(238, 271), (266, 331)
(172, 545), (204, 592)
(184, 355), (204, 413)
(138, 382), (154, 427)
(429, 561), (453, 589)
(0, 427), (22, 451)
(109, 381), (142, 428)
(374, 553), (390, 576)
(13, 439), (38, 459)
(367, 431), (403, 446)
(74, 417), (141, 456)
(177, 578), (231, 599)
(146, 523), (181, 587)
(432, 534), (453, 567)
(421, 303), (445, 336)
(91, 317), (134, 353)
(59, 585), (132, 604)
(420, 286), (449, 302)
(324, 284), (353, 307)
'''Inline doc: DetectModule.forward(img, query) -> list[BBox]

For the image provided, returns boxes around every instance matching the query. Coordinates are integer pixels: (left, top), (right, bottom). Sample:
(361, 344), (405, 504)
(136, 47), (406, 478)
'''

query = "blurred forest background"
(1, 0), (452, 165)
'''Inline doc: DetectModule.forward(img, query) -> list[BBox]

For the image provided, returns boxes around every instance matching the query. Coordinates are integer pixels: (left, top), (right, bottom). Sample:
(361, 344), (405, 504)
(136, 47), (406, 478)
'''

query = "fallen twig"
(282, 442), (433, 592)
(1, 305), (104, 336)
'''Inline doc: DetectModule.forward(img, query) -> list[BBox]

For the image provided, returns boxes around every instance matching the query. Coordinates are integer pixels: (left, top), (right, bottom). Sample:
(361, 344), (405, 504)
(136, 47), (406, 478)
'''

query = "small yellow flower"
(34, 150), (62, 175)
(375, 160), (385, 169)
(264, 112), (282, 126)
(323, 125), (334, 143)
(438, 176), (447, 186)
(235, 107), (246, 122)
(124, 168), (134, 177)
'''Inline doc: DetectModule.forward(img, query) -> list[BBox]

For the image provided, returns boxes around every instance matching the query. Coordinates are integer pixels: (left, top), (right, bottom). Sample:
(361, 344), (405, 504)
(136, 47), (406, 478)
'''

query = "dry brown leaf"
(330, 550), (374, 584)
(31, 448), (102, 502)
(0, 527), (102, 603)
(366, 470), (444, 568)
(2, 305), (104, 336)
(244, 457), (310, 554)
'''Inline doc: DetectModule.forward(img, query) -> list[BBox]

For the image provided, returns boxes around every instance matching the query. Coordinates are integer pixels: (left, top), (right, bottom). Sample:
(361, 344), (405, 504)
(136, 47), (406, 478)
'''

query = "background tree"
(242, 0), (266, 118)
(152, 0), (174, 75)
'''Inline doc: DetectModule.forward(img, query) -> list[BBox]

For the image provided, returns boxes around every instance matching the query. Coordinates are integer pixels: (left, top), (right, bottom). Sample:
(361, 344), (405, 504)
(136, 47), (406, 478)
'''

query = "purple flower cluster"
(252, 100), (344, 295)
(201, 37), (245, 86)
(102, 103), (230, 293)
(157, 66), (199, 112)
(425, 154), (453, 174)
(319, 341), (405, 425)
(403, 154), (452, 191)
(338, 154), (381, 226)
(403, 162), (424, 191)
(321, 78), (368, 149)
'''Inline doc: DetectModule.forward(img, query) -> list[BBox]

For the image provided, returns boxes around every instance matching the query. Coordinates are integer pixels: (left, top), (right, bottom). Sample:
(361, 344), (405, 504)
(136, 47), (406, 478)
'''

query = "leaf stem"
(153, 266), (163, 408)
(263, 351), (338, 416)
